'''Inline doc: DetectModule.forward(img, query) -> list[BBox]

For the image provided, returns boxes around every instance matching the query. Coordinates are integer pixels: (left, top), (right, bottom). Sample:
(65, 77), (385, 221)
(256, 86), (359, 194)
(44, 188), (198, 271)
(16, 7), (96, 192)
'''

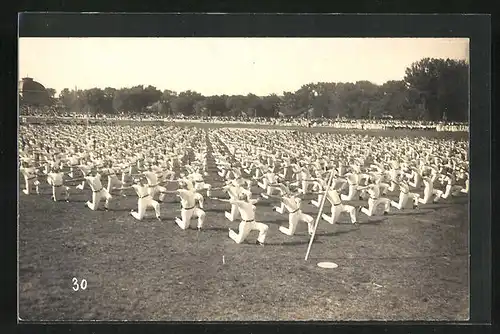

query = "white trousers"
(148, 185), (168, 201)
(300, 180), (314, 194)
(461, 181), (469, 194)
(279, 210), (314, 236)
(341, 185), (359, 201)
(194, 181), (212, 197)
(175, 207), (206, 230)
(131, 196), (161, 220)
(229, 220), (269, 244)
(289, 180), (314, 194)
(278, 167), (292, 180)
(52, 185), (70, 201)
(418, 188), (441, 204)
(68, 165), (78, 178)
(388, 180), (398, 192)
(436, 184), (464, 199)
(391, 191), (419, 210)
(234, 178), (252, 189)
(322, 203), (357, 224)
(408, 179), (422, 189)
(311, 194), (324, 208)
(22, 177), (40, 195)
(86, 188), (112, 210)
(378, 183), (390, 195)
(258, 178), (269, 190)
(225, 204), (241, 221)
(107, 177), (125, 194)
(361, 197), (391, 216)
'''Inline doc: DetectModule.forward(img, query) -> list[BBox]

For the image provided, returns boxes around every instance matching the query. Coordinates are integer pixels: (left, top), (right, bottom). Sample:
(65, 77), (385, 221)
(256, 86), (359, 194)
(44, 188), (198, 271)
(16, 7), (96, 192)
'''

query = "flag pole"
(305, 167), (335, 261)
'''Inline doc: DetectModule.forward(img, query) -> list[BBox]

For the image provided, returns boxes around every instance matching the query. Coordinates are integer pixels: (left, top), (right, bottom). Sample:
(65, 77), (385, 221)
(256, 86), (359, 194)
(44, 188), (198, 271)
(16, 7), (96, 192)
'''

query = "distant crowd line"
(19, 108), (468, 132)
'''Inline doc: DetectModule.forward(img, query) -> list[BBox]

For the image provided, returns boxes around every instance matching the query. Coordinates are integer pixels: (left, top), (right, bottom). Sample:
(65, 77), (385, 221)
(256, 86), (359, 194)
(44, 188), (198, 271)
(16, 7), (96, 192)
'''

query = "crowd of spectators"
(19, 107), (469, 132)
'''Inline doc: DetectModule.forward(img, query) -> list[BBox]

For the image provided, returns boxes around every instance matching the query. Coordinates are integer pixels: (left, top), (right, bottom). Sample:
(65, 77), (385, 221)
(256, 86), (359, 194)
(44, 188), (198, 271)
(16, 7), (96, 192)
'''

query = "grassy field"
(18, 125), (469, 321)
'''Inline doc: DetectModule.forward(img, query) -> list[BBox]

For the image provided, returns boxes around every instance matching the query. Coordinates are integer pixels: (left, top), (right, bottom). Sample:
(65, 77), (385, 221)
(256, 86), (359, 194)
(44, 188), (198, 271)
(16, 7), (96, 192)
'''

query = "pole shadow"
(390, 211), (428, 216)
(265, 240), (318, 246)
(68, 199), (88, 203)
(203, 227), (229, 232)
(111, 207), (134, 212)
(422, 204), (455, 210)
(316, 229), (356, 237)
(360, 218), (388, 225)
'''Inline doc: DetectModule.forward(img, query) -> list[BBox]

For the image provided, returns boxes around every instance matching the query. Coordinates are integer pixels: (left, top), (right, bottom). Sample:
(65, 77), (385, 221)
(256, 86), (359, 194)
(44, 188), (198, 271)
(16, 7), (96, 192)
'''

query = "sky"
(19, 37), (469, 96)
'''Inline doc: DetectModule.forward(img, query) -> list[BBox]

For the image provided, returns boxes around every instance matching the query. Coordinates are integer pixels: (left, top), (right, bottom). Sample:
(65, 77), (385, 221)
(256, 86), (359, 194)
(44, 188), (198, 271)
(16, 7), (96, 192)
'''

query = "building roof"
(19, 77), (50, 105)
(19, 77), (46, 93)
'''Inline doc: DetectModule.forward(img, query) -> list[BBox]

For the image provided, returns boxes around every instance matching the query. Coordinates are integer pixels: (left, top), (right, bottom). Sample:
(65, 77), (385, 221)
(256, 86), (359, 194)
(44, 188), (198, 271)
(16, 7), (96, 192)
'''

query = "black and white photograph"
(18, 34), (471, 321)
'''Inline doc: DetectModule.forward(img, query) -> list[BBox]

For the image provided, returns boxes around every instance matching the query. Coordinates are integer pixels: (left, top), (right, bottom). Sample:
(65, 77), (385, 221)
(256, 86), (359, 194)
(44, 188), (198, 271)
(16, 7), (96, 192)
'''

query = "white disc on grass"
(317, 262), (338, 269)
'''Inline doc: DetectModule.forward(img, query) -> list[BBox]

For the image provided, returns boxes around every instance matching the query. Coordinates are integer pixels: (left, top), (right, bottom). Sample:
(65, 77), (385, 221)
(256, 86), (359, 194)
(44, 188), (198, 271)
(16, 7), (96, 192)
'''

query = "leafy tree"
(333, 82), (356, 118)
(373, 80), (415, 119)
(143, 85), (163, 111)
(112, 89), (128, 113)
(46, 88), (57, 99)
(245, 94), (262, 117)
(161, 90), (178, 114)
(82, 88), (106, 114)
(260, 94), (281, 117)
(203, 95), (229, 116)
(34, 56), (467, 121)
(193, 100), (209, 116)
(225, 95), (248, 116)
(171, 90), (204, 116)
(404, 57), (468, 121)
(293, 85), (317, 116)
(279, 91), (301, 116)
(101, 87), (117, 113)
(58, 88), (74, 110)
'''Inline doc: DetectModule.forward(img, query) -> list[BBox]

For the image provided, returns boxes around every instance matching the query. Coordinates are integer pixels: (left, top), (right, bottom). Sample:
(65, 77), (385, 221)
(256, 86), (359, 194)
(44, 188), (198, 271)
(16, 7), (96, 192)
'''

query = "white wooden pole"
(305, 168), (336, 261)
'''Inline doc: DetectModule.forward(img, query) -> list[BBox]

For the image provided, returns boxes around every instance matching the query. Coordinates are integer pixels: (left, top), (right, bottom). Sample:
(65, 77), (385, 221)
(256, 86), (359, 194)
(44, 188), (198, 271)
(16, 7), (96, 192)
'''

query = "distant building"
(19, 77), (50, 106)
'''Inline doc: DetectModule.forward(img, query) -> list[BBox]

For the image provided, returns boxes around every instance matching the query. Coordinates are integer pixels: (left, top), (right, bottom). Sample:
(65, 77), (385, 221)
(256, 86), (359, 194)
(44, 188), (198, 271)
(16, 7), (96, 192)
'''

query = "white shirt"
(282, 196), (300, 213)
(143, 171), (159, 186)
(265, 172), (277, 183)
(69, 156), (79, 166)
(80, 165), (93, 176)
(132, 184), (149, 198)
(85, 174), (104, 191)
(399, 183), (410, 194)
(326, 189), (342, 205)
(229, 200), (256, 221)
(21, 167), (37, 180)
(190, 172), (204, 182)
(178, 189), (201, 209)
(368, 185), (381, 199)
(48, 172), (64, 186)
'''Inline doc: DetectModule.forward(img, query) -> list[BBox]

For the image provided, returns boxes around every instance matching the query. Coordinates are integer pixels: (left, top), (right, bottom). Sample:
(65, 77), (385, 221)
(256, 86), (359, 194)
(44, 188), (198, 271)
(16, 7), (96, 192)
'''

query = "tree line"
(20, 58), (469, 121)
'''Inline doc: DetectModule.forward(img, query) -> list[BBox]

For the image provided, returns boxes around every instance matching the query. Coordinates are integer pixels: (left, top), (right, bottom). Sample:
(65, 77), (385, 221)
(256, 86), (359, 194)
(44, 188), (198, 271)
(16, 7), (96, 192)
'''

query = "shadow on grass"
(203, 227), (229, 232)
(360, 218), (387, 225)
(261, 219), (288, 225)
(424, 204), (459, 210)
(111, 207), (134, 212)
(390, 211), (428, 216)
(265, 240), (317, 246)
(204, 208), (227, 213)
(69, 199), (88, 203)
(317, 229), (357, 237)
(158, 201), (180, 205)
(302, 211), (322, 216)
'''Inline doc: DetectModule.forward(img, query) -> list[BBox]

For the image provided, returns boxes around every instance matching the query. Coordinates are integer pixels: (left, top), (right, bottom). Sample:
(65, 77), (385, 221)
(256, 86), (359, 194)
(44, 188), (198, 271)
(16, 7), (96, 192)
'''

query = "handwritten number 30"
(72, 278), (87, 291)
